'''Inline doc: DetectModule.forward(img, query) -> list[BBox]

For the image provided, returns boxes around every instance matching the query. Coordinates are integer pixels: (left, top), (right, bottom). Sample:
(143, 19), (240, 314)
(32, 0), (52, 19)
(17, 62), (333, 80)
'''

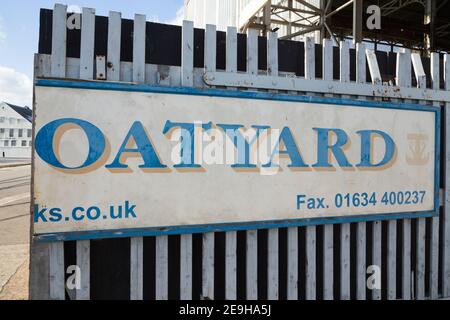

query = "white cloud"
(167, 6), (184, 26)
(0, 16), (6, 43)
(0, 66), (32, 107)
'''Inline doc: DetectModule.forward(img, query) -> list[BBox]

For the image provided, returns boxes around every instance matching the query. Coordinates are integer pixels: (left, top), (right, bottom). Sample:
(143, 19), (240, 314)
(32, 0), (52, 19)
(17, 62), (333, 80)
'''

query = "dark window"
(11, 140), (16, 147)
(9, 129), (14, 138)
(18, 129), (23, 138)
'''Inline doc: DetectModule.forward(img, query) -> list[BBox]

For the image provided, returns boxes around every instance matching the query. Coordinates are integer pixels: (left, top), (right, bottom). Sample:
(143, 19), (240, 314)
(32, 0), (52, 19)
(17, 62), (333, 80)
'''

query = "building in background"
(0, 102), (32, 159)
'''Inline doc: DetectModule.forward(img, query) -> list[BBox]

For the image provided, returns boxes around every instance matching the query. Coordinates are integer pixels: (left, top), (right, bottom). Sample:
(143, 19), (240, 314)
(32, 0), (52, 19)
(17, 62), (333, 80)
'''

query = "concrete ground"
(0, 165), (30, 300)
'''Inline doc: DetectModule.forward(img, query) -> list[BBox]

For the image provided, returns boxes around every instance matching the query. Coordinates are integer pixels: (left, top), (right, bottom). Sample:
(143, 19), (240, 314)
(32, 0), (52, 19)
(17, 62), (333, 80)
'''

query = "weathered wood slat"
(51, 4), (67, 77)
(372, 221), (382, 300)
(304, 37), (316, 301)
(224, 27), (238, 302)
(182, 20), (194, 86)
(49, 242), (65, 300)
(402, 219), (412, 300)
(387, 220), (397, 300)
(366, 49), (382, 85)
(225, 231), (237, 300)
(155, 236), (168, 300)
(132, 14), (146, 83)
(287, 227), (298, 300)
(396, 48), (412, 300)
(266, 31), (279, 301)
(79, 8), (95, 80)
(107, 11), (122, 81)
(247, 29), (258, 75)
(76, 240), (90, 300)
(244, 29), (259, 301)
(340, 223), (350, 300)
(444, 53), (450, 298)
(246, 230), (258, 300)
(130, 237), (143, 300)
(180, 234), (193, 299)
(355, 42), (367, 301)
(415, 219), (426, 299)
(202, 232), (215, 300)
(321, 39), (334, 301)
(429, 52), (440, 299)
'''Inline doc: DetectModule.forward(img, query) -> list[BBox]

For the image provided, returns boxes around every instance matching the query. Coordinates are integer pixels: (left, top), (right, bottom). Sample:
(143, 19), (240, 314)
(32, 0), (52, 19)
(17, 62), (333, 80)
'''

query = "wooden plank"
(130, 237), (143, 300)
(48, 6), (67, 298)
(366, 49), (382, 85)
(75, 240), (90, 300)
(247, 29), (258, 75)
(49, 242), (65, 300)
(372, 221), (382, 300)
(246, 230), (258, 300)
(266, 31), (279, 301)
(356, 43), (366, 85)
(95, 55), (106, 80)
(355, 43), (367, 301)
(305, 226), (316, 300)
(107, 11), (122, 81)
(387, 220), (397, 300)
(415, 219), (426, 299)
(79, 7), (95, 80)
(322, 39), (333, 81)
(155, 235), (168, 300)
(267, 229), (279, 300)
(356, 222), (366, 300)
(267, 32), (278, 76)
(429, 52), (440, 299)
(340, 41), (350, 83)
(205, 24), (217, 72)
(444, 53), (450, 298)
(402, 219), (412, 300)
(51, 3), (67, 78)
(225, 231), (237, 300)
(396, 48), (412, 300)
(340, 223), (350, 300)
(178, 20), (195, 301)
(225, 29), (238, 300)
(132, 14), (146, 83)
(323, 224), (333, 300)
(287, 227), (298, 300)
(411, 53), (426, 89)
(226, 27), (238, 73)
(321, 39), (334, 301)
(304, 36), (316, 300)
(305, 37), (315, 80)
(182, 20), (194, 86)
(180, 234), (193, 300)
(202, 232), (215, 300)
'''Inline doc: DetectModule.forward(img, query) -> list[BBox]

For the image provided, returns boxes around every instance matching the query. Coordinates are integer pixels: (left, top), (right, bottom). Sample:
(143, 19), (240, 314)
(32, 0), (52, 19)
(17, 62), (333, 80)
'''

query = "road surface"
(0, 165), (30, 300)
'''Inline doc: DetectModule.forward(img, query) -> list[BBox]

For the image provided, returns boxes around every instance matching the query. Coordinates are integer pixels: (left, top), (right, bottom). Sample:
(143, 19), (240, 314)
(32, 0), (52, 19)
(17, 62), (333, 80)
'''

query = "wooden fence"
(30, 4), (450, 300)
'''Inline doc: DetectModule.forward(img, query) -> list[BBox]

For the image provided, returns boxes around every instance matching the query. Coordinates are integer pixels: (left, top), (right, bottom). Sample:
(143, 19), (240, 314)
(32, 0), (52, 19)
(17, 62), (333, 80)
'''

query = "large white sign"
(32, 81), (439, 240)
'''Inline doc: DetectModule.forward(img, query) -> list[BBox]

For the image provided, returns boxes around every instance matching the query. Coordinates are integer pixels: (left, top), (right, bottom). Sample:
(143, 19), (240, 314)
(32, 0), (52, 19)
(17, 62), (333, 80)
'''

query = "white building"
(0, 102), (32, 159)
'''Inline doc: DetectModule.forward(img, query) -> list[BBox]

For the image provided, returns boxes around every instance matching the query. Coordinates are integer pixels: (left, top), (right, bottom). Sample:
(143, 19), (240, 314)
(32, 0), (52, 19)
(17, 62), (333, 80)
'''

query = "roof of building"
(1, 102), (32, 123)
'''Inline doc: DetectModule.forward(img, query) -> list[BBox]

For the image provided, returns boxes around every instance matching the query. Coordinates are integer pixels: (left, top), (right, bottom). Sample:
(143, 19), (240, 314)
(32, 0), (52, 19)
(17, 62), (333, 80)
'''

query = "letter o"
(35, 118), (106, 169)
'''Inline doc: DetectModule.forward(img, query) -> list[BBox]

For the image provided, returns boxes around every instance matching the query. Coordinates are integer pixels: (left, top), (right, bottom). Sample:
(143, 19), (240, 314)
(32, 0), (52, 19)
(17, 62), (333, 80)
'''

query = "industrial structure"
(184, 0), (450, 53)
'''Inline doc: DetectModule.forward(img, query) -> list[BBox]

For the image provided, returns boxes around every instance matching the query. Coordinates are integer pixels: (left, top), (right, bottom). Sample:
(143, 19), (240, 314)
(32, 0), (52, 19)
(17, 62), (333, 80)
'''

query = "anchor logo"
(406, 133), (429, 166)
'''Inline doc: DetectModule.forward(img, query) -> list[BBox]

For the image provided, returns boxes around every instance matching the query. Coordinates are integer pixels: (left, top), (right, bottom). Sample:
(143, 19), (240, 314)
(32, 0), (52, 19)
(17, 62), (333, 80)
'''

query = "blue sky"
(0, 0), (184, 106)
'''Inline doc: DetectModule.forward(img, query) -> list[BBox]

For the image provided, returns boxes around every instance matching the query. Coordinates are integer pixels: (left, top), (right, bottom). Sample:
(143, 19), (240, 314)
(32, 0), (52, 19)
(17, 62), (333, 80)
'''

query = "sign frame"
(32, 79), (441, 242)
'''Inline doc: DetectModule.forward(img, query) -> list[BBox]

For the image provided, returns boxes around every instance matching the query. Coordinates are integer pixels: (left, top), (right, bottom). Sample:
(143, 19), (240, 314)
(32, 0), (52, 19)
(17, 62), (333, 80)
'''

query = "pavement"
(0, 165), (30, 300)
